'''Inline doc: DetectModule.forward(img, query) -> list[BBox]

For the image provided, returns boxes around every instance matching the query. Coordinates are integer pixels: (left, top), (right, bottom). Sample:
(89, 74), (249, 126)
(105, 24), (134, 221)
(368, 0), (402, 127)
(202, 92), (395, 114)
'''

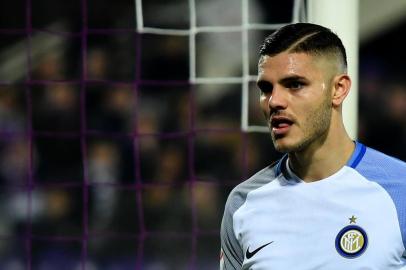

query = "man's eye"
(257, 81), (273, 94)
(260, 87), (273, 94)
(287, 81), (304, 90)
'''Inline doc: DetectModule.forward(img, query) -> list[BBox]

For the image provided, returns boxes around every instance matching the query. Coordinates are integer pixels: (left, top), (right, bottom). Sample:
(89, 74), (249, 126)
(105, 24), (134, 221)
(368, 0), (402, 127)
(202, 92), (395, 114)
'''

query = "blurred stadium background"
(0, 0), (406, 269)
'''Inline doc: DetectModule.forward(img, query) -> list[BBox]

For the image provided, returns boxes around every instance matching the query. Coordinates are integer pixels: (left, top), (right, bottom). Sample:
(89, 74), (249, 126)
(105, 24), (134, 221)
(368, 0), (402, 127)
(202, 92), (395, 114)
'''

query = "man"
(220, 23), (406, 269)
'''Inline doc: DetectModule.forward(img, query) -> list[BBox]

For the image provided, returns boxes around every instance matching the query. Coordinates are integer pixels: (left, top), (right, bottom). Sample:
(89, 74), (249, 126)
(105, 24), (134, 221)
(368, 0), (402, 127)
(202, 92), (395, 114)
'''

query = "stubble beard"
(271, 98), (332, 153)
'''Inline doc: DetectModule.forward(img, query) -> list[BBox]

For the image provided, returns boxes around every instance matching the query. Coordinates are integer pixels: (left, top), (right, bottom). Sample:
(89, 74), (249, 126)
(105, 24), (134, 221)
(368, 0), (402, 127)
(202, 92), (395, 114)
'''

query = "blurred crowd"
(1, 0), (406, 269)
(358, 64), (406, 161)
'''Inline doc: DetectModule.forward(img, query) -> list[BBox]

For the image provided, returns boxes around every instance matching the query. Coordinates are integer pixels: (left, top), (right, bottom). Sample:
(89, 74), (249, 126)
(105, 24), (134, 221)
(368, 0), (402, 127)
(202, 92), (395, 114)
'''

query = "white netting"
(135, 0), (307, 133)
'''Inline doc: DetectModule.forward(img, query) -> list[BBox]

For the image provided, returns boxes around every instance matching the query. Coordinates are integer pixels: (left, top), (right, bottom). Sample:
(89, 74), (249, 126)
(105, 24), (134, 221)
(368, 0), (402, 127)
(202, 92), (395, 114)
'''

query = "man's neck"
(288, 131), (355, 183)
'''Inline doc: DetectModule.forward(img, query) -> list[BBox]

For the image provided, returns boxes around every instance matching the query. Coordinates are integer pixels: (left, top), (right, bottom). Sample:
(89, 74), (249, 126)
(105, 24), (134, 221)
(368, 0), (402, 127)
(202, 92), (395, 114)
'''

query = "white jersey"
(220, 142), (406, 269)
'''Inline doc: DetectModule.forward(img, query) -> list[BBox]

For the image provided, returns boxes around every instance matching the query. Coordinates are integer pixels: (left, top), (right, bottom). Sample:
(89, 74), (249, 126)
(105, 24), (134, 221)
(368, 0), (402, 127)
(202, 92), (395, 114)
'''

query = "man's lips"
(270, 116), (294, 135)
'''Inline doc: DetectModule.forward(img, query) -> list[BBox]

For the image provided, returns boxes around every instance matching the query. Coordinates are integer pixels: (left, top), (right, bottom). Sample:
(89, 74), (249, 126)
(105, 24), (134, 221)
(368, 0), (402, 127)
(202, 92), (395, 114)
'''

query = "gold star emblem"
(349, 215), (357, 224)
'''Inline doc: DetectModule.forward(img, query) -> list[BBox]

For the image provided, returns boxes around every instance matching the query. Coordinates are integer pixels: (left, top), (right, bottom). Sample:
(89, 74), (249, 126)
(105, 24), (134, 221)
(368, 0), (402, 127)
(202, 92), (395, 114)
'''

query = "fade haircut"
(259, 23), (347, 72)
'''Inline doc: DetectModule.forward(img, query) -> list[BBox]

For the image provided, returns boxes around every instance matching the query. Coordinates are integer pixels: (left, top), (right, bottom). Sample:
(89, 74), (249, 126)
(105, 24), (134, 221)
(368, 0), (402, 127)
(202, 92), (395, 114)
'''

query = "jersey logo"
(245, 241), (273, 259)
(335, 216), (368, 258)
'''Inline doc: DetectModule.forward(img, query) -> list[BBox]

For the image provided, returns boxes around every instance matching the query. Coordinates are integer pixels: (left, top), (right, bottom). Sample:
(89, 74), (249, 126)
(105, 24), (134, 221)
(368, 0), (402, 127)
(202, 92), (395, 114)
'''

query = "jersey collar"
(274, 141), (367, 176)
(346, 141), (367, 168)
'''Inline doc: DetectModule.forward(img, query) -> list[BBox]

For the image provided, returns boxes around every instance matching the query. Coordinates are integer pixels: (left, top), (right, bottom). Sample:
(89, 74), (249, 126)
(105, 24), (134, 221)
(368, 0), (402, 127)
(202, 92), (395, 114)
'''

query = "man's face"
(257, 52), (333, 153)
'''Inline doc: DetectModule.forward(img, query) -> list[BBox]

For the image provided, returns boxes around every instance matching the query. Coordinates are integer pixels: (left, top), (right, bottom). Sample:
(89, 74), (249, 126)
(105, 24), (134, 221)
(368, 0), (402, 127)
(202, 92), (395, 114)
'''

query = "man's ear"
(332, 74), (351, 107)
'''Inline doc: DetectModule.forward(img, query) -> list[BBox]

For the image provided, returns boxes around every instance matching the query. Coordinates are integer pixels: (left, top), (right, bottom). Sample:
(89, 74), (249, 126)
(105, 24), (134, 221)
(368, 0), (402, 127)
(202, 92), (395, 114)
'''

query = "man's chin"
(274, 144), (294, 153)
(272, 137), (301, 153)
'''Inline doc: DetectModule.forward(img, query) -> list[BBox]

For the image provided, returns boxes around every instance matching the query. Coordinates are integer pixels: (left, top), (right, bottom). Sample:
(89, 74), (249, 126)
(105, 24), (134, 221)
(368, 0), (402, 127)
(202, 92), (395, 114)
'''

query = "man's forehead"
(259, 52), (314, 66)
(258, 52), (314, 76)
(258, 52), (336, 79)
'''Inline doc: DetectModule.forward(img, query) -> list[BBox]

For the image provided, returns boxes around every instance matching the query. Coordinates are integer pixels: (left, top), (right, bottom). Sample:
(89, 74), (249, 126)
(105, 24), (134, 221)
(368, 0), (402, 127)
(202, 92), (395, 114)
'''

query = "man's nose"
(268, 86), (288, 111)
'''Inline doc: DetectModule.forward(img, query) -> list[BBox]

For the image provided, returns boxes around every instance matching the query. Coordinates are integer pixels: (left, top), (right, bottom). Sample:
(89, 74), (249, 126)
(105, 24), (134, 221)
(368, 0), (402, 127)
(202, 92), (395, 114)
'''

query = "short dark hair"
(259, 23), (347, 69)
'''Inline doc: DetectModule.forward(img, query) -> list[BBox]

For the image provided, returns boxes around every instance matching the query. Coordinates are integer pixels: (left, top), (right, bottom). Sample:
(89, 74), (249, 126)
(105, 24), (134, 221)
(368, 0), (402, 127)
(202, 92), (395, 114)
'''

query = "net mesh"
(0, 0), (305, 269)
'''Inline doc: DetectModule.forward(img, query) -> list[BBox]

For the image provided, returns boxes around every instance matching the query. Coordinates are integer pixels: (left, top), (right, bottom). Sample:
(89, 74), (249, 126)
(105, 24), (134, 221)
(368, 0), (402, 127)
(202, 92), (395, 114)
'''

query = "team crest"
(335, 216), (368, 258)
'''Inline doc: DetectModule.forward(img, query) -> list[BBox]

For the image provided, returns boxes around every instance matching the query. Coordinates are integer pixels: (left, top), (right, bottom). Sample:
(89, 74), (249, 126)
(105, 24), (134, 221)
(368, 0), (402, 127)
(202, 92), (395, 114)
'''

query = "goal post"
(307, 0), (360, 140)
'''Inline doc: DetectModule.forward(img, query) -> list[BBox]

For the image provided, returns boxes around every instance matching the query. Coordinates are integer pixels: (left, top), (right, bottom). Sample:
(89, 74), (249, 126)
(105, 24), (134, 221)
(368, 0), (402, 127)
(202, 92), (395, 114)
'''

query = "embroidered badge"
(335, 216), (368, 258)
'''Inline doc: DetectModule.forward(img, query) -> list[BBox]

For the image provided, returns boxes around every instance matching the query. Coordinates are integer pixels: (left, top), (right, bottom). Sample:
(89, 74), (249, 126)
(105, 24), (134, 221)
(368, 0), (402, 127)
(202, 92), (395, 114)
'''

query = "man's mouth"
(270, 116), (293, 136)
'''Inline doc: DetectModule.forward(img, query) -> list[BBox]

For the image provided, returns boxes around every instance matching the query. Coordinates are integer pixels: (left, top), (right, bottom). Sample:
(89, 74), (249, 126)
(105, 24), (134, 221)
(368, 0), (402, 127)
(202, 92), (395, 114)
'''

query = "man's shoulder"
(225, 161), (280, 212)
(361, 145), (406, 173)
(356, 144), (406, 185)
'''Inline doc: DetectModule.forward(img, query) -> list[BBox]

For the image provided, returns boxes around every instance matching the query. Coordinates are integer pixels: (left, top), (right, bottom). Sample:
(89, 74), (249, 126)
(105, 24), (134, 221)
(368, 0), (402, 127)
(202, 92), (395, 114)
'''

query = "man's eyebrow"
(278, 75), (307, 84)
(256, 75), (308, 89)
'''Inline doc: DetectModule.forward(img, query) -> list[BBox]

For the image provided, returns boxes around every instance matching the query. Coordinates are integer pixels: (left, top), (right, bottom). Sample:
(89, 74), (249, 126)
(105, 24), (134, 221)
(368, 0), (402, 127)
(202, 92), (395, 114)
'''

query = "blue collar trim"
(346, 141), (367, 168)
(275, 154), (288, 176)
(274, 141), (366, 175)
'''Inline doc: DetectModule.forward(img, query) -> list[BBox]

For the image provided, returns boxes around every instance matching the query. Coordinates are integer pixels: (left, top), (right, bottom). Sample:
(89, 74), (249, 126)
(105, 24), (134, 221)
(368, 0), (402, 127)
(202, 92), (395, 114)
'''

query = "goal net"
(0, 0), (306, 269)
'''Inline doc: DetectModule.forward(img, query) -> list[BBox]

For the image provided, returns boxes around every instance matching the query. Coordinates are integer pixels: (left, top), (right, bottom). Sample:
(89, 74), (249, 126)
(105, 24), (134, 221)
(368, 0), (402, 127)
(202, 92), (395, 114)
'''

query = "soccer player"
(220, 23), (406, 269)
